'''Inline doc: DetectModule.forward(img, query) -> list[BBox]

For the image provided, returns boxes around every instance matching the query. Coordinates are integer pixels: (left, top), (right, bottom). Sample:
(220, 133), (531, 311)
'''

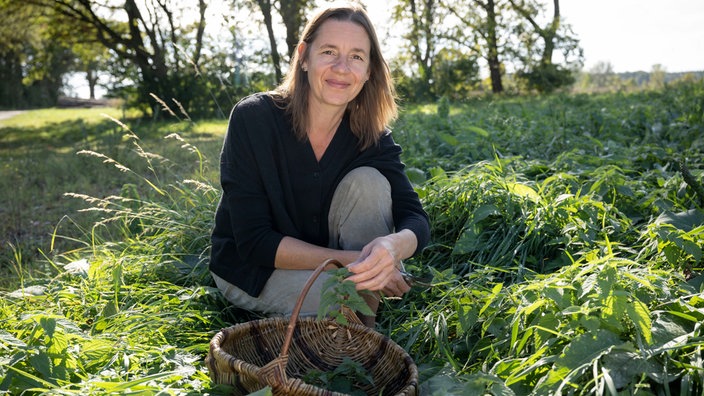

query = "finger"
(352, 273), (386, 290)
(348, 266), (397, 289)
(347, 238), (396, 274)
(383, 275), (411, 297)
(382, 283), (402, 297)
(347, 254), (391, 282)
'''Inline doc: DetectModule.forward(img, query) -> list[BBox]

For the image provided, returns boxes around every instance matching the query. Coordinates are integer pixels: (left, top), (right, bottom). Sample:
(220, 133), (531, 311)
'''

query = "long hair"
(271, 3), (397, 150)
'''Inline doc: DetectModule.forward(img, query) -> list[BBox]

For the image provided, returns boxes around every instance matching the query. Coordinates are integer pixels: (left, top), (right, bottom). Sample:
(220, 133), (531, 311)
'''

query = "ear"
(298, 42), (308, 71)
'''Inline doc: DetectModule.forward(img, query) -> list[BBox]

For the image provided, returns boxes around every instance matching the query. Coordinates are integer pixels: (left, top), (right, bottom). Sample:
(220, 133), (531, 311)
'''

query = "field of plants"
(1, 81), (703, 395)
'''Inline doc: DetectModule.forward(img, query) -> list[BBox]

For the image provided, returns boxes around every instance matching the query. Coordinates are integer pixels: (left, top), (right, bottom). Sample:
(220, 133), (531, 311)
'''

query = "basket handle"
(280, 258), (359, 357)
(257, 259), (364, 391)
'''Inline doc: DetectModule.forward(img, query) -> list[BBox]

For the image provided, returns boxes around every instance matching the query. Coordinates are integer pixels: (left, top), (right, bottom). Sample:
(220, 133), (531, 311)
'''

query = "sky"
(366, 0), (704, 73)
(559, 0), (704, 73)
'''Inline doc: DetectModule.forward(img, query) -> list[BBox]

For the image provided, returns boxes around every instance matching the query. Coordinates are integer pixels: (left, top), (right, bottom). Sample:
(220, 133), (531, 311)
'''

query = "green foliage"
(0, 2), (73, 108)
(384, 253), (702, 395)
(302, 357), (374, 396)
(388, 81), (704, 394)
(2, 81), (704, 394)
(0, 107), (224, 289)
(517, 63), (576, 93)
(318, 267), (374, 325)
(0, 114), (232, 394)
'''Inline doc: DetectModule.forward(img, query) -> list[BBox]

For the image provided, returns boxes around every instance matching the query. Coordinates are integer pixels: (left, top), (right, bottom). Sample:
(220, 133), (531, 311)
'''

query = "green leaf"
(29, 352), (52, 378)
(463, 372), (514, 396)
(602, 350), (661, 390)
(456, 302), (478, 334)
(318, 268), (373, 322)
(0, 330), (27, 348)
(247, 387), (273, 396)
(506, 182), (541, 203)
(655, 209), (704, 231)
(439, 133), (459, 146)
(452, 227), (482, 255)
(535, 313), (560, 347)
(46, 330), (69, 357)
(429, 166), (447, 179)
(479, 283), (503, 316)
(625, 299), (652, 344)
(650, 311), (692, 349)
(405, 167), (427, 185)
(681, 239), (702, 261)
(473, 204), (500, 223)
(521, 298), (548, 318)
(466, 125), (490, 138)
(39, 316), (57, 339)
(556, 329), (621, 370)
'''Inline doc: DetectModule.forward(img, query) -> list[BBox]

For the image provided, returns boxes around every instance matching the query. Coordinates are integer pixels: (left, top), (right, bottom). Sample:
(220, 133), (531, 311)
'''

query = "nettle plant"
(385, 249), (702, 394)
(301, 267), (376, 395)
(317, 267), (375, 325)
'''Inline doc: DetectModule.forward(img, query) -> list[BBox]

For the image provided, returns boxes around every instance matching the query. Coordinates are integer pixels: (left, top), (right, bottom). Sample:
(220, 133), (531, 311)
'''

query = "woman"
(209, 3), (430, 326)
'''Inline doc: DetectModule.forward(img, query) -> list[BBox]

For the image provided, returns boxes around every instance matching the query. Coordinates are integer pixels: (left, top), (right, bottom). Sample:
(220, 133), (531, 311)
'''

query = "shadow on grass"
(0, 116), (225, 290)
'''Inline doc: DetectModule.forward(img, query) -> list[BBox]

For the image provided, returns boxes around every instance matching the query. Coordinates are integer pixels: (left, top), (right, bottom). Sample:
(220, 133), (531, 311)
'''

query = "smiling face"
(300, 19), (371, 114)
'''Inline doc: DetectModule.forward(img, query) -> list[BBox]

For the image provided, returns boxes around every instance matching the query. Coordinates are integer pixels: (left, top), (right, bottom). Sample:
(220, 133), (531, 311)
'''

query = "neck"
(307, 109), (344, 139)
(306, 110), (344, 162)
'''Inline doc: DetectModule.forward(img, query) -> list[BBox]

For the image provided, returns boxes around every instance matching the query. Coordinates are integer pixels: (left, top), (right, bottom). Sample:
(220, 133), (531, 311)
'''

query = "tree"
(252, 0), (283, 82)
(444, 0), (508, 94)
(479, 0), (504, 93)
(71, 40), (111, 99)
(249, 0), (313, 84)
(578, 61), (619, 91)
(25, 0), (209, 116)
(0, 1), (75, 108)
(508, 0), (582, 92)
(433, 47), (481, 99)
(649, 64), (666, 90)
(0, 1), (36, 108)
(392, 0), (443, 99)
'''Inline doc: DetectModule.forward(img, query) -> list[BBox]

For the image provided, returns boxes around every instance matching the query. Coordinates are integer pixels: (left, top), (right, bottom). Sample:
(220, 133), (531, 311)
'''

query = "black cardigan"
(210, 93), (430, 297)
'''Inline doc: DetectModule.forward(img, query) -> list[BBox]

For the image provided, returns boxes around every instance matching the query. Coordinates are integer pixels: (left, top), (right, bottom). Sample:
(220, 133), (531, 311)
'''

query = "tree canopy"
(0, 0), (588, 115)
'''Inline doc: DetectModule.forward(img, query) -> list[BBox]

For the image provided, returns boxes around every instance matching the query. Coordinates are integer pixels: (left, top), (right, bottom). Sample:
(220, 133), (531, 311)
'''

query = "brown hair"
(271, 3), (397, 150)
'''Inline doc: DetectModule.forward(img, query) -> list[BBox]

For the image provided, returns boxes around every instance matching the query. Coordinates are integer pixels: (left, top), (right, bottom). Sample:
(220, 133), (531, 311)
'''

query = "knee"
(338, 167), (390, 200)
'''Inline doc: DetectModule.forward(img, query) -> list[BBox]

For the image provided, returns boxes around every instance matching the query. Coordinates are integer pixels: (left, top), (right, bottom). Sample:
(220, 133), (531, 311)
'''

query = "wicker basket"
(205, 259), (418, 395)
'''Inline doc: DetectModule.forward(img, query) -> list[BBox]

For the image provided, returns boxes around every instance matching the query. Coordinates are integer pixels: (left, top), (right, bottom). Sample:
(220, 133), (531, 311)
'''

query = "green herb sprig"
(317, 267), (374, 325)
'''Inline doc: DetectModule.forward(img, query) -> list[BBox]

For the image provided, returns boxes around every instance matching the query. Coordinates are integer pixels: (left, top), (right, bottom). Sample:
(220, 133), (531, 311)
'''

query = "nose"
(332, 57), (350, 73)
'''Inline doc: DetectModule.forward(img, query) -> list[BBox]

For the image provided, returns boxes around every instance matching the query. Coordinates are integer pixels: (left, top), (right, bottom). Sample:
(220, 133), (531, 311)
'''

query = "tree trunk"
(279, 0), (308, 60)
(406, 0), (436, 98)
(255, 0), (282, 83)
(508, 0), (561, 66)
(0, 50), (26, 108)
(541, 0), (560, 65)
(485, 0), (504, 93)
(193, 0), (207, 66)
(86, 68), (97, 99)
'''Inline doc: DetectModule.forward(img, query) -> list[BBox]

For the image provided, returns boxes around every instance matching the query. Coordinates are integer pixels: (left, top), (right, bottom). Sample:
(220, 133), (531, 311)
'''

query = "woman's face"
(300, 19), (371, 113)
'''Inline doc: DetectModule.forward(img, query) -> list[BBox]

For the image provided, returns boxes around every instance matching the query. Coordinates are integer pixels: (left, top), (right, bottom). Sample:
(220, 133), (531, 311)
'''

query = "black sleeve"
(216, 95), (284, 268)
(372, 132), (431, 256)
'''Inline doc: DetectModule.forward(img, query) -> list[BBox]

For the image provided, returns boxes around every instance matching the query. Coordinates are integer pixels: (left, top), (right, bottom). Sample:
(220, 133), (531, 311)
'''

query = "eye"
(351, 54), (365, 61)
(322, 49), (336, 56)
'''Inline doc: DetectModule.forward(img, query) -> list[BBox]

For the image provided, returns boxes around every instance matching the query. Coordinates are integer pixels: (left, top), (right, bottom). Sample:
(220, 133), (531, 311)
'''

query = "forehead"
(312, 19), (371, 51)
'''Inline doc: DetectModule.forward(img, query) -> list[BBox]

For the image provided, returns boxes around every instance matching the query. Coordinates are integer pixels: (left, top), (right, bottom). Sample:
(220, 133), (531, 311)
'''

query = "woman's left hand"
(346, 235), (411, 296)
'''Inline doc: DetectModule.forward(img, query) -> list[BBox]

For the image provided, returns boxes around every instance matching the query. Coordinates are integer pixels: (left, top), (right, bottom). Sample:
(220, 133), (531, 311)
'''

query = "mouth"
(326, 79), (351, 89)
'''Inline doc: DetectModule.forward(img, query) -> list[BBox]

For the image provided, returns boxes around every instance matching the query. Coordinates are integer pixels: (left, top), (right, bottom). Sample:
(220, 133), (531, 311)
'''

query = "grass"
(1, 80), (703, 395)
(0, 107), (227, 290)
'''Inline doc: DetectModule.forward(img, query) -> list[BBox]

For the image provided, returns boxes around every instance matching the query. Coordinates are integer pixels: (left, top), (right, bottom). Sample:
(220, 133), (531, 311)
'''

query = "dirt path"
(0, 110), (25, 122)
